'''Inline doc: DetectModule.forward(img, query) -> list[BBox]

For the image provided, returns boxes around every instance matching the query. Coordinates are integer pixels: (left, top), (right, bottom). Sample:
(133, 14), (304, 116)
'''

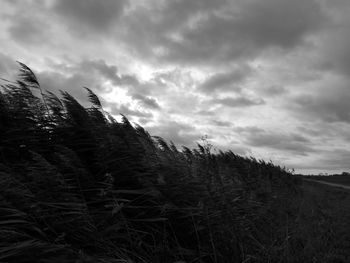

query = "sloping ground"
(303, 178), (350, 190)
(305, 176), (350, 187)
(293, 180), (350, 262)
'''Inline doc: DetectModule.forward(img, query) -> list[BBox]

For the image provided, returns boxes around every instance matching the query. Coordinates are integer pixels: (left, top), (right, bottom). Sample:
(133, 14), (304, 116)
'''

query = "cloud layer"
(1, 0), (350, 174)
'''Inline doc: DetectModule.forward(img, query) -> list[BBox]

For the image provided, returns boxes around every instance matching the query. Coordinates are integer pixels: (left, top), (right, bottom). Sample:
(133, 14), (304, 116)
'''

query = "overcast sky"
(1, 0), (350, 174)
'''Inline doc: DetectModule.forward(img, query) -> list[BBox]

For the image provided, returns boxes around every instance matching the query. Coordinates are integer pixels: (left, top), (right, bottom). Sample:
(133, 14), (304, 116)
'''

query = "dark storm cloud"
(81, 60), (144, 93)
(234, 126), (265, 134)
(291, 87), (350, 123)
(212, 96), (265, 108)
(297, 122), (350, 144)
(297, 126), (327, 138)
(147, 120), (201, 147)
(196, 110), (216, 116)
(131, 93), (160, 109)
(33, 59), (122, 104)
(325, 33), (350, 83)
(8, 16), (48, 45)
(237, 127), (315, 155)
(231, 0), (325, 48)
(78, 60), (121, 84)
(73, 60), (140, 90)
(250, 134), (314, 155)
(1, 1), (53, 47)
(52, 0), (128, 34)
(198, 65), (252, 93)
(314, 0), (350, 77)
(211, 120), (232, 127)
(122, 0), (326, 65)
(259, 85), (288, 97)
(37, 59), (153, 103)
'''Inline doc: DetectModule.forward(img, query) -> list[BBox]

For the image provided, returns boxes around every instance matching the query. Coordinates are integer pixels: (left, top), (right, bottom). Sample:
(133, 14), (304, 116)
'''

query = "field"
(305, 175), (350, 186)
(296, 180), (350, 262)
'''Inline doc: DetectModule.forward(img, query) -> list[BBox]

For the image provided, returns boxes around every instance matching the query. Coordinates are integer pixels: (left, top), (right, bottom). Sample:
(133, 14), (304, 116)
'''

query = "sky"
(1, 0), (350, 174)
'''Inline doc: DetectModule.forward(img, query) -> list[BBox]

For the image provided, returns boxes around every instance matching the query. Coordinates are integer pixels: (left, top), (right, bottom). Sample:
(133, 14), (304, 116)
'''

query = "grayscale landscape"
(1, 0), (350, 262)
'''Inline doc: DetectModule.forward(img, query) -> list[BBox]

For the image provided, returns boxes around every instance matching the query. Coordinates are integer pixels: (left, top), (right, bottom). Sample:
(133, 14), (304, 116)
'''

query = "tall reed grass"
(0, 63), (302, 262)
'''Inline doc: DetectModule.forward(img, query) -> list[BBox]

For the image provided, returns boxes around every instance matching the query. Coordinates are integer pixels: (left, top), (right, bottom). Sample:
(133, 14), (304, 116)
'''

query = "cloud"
(232, 0), (326, 48)
(196, 110), (216, 116)
(30, 59), (119, 104)
(33, 59), (160, 122)
(198, 65), (252, 93)
(212, 96), (265, 108)
(131, 93), (160, 109)
(1, 0), (349, 174)
(290, 81), (350, 123)
(8, 16), (48, 45)
(296, 122), (350, 148)
(1, 1), (54, 49)
(211, 120), (232, 127)
(316, 149), (350, 171)
(122, 0), (326, 65)
(237, 127), (315, 156)
(147, 120), (201, 147)
(259, 85), (288, 97)
(37, 71), (94, 104)
(52, 0), (128, 34)
(287, 148), (350, 173)
(78, 60), (121, 84)
(76, 60), (151, 96)
(234, 126), (265, 134)
(35, 59), (151, 103)
(325, 30), (350, 77)
(110, 104), (153, 119)
(73, 60), (158, 97)
(226, 145), (252, 156)
(312, 0), (350, 77)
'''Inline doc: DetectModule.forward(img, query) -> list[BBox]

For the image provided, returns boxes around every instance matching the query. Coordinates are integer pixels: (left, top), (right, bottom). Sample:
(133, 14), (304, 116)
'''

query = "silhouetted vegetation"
(2, 63), (337, 263)
(297, 180), (350, 262)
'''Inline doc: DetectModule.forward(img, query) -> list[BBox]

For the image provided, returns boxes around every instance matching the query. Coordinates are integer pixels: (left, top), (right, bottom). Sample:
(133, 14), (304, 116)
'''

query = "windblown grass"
(0, 63), (302, 262)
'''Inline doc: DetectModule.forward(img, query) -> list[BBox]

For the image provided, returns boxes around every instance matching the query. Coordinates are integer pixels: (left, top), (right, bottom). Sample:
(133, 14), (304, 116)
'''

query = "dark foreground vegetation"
(298, 180), (350, 262)
(1, 63), (348, 262)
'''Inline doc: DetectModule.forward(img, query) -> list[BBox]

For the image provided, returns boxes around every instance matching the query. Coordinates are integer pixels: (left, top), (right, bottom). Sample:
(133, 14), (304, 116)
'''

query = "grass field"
(295, 180), (350, 262)
(305, 175), (350, 186)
